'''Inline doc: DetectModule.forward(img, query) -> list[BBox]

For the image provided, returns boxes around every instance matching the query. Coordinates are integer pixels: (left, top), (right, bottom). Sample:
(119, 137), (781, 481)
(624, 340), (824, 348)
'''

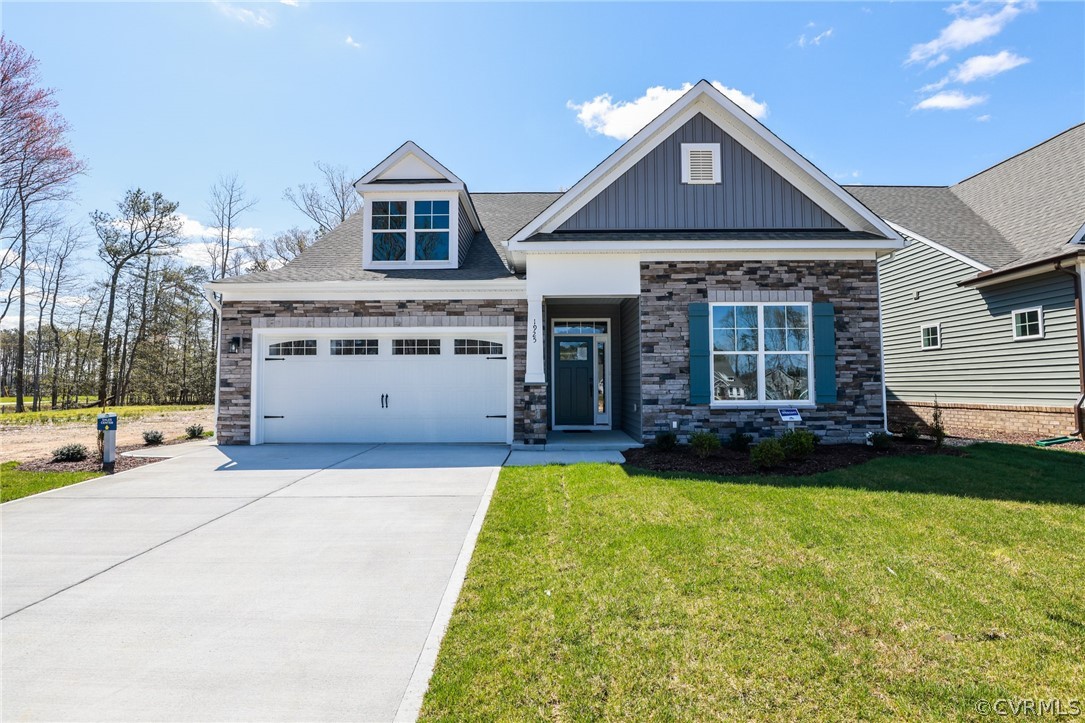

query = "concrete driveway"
(2, 443), (508, 722)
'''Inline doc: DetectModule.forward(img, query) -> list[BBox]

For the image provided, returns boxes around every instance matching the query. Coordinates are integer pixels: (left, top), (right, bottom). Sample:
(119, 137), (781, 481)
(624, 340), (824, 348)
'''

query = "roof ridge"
(954, 122), (1085, 187)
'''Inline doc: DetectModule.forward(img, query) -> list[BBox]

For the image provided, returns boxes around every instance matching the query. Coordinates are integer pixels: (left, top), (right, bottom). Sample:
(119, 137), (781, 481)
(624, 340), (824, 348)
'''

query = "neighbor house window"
(393, 339), (441, 355)
(368, 199), (453, 264)
(920, 324), (941, 350)
(454, 339), (503, 355)
(331, 339), (379, 356)
(711, 303), (812, 403)
(268, 339), (317, 356)
(1012, 307), (1044, 341)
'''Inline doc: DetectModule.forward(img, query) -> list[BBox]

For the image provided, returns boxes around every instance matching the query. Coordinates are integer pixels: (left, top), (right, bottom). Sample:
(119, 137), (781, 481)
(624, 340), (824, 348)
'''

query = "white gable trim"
(356, 141), (464, 186)
(887, 222), (991, 272)
(509, 80), (900, 245)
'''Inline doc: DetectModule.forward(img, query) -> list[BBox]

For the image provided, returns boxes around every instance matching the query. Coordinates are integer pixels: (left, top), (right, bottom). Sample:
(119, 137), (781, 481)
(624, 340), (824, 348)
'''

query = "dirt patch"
(624, 438), (963, 477)
(1, 407), (213, 463)
(18, 448), (166, 474)
(945, 428), (1085, 453)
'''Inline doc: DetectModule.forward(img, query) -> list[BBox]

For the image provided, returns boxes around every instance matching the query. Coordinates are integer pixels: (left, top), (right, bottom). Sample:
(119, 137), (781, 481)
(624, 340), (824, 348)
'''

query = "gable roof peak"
(356, 140), (464, 186)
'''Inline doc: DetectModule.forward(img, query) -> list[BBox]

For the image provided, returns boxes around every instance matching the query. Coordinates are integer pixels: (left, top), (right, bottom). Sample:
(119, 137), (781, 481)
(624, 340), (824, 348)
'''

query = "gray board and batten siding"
(879, 241), (1080, 407)
(556, 113), (845, 232)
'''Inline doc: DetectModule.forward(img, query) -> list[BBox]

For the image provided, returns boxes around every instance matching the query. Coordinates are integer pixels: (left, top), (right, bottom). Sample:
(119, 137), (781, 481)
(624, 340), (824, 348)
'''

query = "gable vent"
(682, 143), (721, 185)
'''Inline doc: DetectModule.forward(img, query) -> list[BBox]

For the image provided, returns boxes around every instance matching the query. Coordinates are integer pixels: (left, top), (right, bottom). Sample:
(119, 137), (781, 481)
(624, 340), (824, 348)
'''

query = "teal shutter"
(812, 302), (837, 404)
(689, 303), (710, 404)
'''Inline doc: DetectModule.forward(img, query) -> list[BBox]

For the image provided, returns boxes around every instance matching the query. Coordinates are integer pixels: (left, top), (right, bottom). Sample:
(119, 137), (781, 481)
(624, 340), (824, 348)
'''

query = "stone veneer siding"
(639, 260), (885, 444)
(888, 400), (1079, 440)
(217, 299), (528, 445)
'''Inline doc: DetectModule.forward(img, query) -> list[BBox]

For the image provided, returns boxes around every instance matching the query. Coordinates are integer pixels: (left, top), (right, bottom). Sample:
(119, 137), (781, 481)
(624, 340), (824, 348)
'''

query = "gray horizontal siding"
(457, 200), (473, 266)
(558, 113), (844, 232)
(879, 242), (1080, 406)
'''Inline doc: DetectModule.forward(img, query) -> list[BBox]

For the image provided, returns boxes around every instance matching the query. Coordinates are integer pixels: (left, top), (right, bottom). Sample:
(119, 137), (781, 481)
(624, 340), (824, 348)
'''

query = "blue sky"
(5, 1), (1083, 258)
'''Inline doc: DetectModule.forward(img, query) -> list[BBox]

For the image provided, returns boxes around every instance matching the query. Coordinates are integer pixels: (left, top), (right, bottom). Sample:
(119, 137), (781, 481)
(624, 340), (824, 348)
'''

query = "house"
(205, 81), (903, 447)
(848, 124), (1085, 441)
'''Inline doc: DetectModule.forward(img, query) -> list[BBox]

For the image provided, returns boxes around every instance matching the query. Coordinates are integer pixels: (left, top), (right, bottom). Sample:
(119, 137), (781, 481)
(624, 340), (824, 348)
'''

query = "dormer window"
(364, 196), (458, 268)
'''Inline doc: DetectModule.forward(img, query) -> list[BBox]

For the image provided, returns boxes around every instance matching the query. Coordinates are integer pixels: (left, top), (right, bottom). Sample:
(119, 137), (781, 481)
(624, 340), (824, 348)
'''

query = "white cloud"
(798, 27), (834, 48)
(280, 0), (299, 5)
(907, 1), (1034, 66)
(834, 170), (862, 180)
(975, 114), (992, 121)
(214, 1), (273, 28)
(921, 50), (1030, 90)
(568, 82), (768, 141)
(345, 35), (361, 49)
(173, 212), (260, 267)
(913, 90), (989, 110)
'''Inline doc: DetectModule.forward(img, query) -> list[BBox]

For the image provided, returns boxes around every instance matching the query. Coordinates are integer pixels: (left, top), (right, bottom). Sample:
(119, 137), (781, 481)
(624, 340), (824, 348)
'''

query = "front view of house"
(207, 81), (903, 446)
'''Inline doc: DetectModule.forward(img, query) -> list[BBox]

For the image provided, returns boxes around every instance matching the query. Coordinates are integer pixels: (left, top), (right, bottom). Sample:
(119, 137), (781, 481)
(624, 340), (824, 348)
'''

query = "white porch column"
(525, 294), (546, 384)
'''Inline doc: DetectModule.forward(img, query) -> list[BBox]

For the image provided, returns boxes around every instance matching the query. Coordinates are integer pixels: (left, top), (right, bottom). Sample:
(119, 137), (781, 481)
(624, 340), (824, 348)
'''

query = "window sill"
(709, 401), (816, 409)
(365, 261), (457, 270)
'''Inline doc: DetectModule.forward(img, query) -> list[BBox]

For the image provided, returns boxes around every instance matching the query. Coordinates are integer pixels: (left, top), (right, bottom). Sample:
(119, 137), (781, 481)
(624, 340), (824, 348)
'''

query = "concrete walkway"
(2, 443), (507, 722)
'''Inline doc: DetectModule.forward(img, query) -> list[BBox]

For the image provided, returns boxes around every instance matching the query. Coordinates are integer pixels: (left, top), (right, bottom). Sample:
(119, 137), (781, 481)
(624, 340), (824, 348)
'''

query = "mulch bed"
(16, 442), (177, 474)
(624, 438), (964, 477)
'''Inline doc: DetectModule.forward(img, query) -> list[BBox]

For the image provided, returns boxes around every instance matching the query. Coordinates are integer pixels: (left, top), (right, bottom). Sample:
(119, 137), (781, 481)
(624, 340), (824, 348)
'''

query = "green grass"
(0, 404), (209, 427)
(1, 460), (103, 502)
(420, 444), (1085, 722)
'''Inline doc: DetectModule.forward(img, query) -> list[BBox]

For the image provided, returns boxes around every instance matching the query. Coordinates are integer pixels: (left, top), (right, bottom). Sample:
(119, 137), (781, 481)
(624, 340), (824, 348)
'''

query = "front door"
(554, 337), (594, 426)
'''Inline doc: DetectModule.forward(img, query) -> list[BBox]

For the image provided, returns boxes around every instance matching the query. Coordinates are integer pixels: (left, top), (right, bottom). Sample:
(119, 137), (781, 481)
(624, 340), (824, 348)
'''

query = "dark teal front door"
(554, 337), (594, 426)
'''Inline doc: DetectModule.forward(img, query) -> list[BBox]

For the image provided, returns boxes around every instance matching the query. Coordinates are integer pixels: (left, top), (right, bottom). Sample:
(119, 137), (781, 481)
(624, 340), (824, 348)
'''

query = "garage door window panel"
(331, 339), (379, 356)
(268, 339), (317, 356)
(454, 339), (503, 355)
(393, 339), (442, 355)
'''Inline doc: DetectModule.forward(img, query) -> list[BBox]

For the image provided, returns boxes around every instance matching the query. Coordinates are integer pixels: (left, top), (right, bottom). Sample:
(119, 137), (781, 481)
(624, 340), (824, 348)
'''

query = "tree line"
(0, 37), (359, 412)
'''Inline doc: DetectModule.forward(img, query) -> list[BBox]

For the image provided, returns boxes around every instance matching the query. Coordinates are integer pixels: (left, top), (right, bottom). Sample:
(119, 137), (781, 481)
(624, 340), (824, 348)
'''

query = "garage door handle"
(487, 356), (506, 360)
(264, 357), (284, 361)
(263, 415), (284, 419)
(486, 415), (507, 419)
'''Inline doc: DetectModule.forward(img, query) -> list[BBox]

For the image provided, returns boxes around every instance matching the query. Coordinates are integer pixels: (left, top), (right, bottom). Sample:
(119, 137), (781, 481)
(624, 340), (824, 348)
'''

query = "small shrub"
(655, 431), (678, 452)
(869, 431), (892, 450)
(930, 396), (946, 449)
(727, 431), (754, 453)
(750, 439), (786, 470)
(900, 424), (920, 443)
(52, 443), (88, 462)
(689, 431), (721, 459)
(143, 430), (164, 446)
(780, 429), (817, 460)
(185, 424), (204, 440)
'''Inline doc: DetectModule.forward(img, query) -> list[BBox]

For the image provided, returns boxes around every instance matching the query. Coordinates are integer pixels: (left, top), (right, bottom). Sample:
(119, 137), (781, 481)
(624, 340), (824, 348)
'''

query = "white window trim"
(920, 323), (941, 350)
(363, 192), (459, 270)
(1011, 306), (1045, 341)
(709, 302), (815, 408)
(681, 143), (721, 185)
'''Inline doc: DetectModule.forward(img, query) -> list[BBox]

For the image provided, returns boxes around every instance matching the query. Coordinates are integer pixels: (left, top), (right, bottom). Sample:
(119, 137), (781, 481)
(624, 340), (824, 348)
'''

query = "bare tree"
(92, 189), (182, 405)
(1, 37), (86, 411)
(283, 161), (359, 235)
(245, 227), (313, 272)
(205, 173), (256, 281)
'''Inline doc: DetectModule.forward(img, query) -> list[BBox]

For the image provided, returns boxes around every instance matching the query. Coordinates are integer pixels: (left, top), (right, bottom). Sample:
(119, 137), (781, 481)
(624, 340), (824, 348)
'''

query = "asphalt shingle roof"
(217, 192), (561, 284)
(845, 124), (1085, 271)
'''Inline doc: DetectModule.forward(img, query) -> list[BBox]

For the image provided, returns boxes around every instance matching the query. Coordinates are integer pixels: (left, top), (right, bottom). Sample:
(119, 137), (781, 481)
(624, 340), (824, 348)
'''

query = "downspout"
(1054, 260), (1085, 437)
(202, 284), (223, 442)
(876, 259), (890, 433)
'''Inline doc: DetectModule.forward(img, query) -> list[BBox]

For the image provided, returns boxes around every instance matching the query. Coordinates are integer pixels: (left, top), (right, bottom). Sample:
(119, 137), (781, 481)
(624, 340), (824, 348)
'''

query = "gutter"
(958, 249), (1084, 287)
(1054, 259), (1085, 437)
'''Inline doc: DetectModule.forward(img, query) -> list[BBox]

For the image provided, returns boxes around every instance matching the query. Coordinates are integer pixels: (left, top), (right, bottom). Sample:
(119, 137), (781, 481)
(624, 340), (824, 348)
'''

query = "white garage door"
(256, 331), (510, 444)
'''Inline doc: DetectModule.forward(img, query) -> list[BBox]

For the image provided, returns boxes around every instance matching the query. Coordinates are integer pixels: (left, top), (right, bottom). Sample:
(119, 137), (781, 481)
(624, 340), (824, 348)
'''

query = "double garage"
(251, 328), (513, 444)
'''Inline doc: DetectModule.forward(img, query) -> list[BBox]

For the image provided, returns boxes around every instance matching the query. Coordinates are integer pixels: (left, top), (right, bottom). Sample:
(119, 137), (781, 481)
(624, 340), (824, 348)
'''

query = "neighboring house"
(205, 81), (903, 446)
(848, 124), (1085, 440)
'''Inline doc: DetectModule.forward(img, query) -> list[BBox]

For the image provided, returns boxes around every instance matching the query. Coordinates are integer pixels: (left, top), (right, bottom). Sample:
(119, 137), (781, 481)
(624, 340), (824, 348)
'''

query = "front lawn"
(1, 461), (103, 502)
(0, 404), (207, 427)
(421, 444), (1085, 721)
